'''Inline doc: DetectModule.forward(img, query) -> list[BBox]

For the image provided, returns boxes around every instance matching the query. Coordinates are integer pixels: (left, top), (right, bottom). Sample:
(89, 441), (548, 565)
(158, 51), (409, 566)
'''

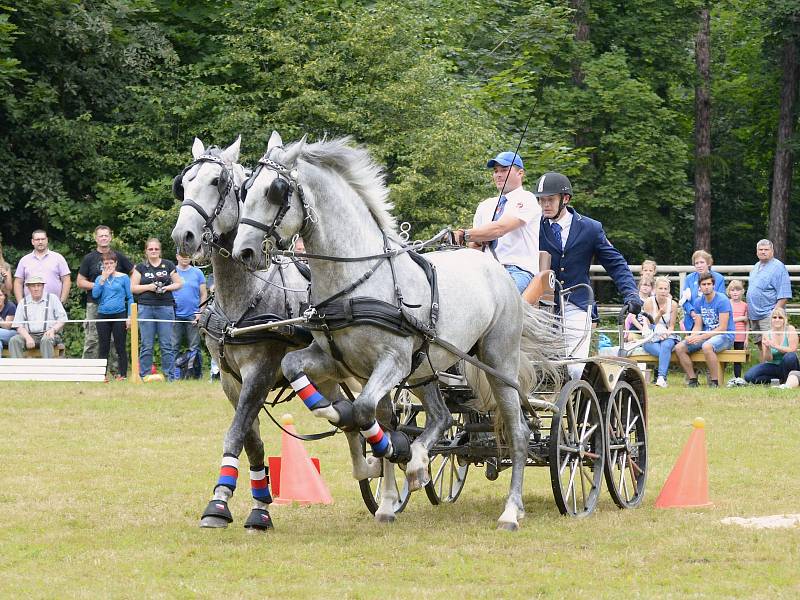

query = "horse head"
(234, 131), (307, 270)
(171, 135), (245, 259)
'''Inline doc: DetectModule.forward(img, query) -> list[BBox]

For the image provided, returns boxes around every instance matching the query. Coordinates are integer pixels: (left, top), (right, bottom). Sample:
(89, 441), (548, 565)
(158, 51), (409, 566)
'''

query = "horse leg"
(200, 351), (278, 528)
(241, 415), (275, 531)
(406, 382), (451, 491)
(374, 458), (400, 524)
(492, 381), (529, 531)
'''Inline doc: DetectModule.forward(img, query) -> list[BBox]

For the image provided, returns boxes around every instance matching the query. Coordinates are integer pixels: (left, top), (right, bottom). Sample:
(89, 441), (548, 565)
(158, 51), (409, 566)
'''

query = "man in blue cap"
(455, 151), (540, 293)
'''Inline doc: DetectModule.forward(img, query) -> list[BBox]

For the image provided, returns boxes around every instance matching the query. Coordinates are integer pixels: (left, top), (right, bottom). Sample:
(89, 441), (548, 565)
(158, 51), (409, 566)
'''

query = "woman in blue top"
(92, 252), (133, 379)
(679, 249), (726, 331)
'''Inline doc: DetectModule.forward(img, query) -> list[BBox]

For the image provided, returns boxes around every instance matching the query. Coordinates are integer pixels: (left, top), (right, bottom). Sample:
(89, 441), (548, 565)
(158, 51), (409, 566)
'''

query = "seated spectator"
(640, 259), (657, 283)
(679, 250), (725, 332)
(743, 307), (798, 385)
(642, 276), (679, 388)
(0, 241), (13, 295)
(0, 288), (17, 355)
(9, 274), (67, 358)
(92, 252), (133, 381)
(624, 277), (654, 342)
(674, 271), (734, 388)
(726, 279), (749, 386)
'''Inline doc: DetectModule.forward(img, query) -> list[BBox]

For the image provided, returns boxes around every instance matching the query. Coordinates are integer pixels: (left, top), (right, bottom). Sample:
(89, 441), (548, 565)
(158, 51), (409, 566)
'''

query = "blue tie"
(489, 195), (507, 251)
(551, 221), (563, 250)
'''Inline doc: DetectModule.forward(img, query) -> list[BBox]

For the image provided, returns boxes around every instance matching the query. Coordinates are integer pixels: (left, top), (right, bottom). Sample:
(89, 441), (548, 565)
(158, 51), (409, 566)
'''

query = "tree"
(694, 4), (712, 252)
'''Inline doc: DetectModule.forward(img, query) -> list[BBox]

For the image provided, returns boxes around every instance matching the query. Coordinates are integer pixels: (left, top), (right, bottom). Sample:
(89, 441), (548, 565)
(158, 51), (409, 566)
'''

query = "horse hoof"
(375, 512), (396, 524)
(496, 521), (520, 532)
(406, 468), (430, 492)
(199, 516), (230, 528)
(243, 508), (274, 531)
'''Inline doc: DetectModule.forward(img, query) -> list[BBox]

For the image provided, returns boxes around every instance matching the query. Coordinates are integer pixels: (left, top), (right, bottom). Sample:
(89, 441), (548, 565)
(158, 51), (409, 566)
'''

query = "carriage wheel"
(549, 379), (605, 517)
(358, 391), (416, 515)
(425, 411), (469, 505)
(603, 381), (648, 509)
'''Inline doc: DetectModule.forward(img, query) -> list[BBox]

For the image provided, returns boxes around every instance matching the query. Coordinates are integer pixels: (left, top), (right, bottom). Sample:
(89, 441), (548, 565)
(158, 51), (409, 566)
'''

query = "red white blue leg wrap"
(216, 454), (239, 491)
(250, 465), (272, 504)
(362, 421), (392, 457)
(290, 373), (329, 410)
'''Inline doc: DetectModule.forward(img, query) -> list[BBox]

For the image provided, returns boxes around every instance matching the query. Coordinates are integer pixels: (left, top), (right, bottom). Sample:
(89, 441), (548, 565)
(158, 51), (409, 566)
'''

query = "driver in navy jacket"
(534, 172), (641, 379)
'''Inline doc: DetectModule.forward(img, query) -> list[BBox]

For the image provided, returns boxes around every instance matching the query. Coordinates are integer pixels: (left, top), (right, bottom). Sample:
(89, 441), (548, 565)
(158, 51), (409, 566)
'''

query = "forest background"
(0, 0), (798, 289)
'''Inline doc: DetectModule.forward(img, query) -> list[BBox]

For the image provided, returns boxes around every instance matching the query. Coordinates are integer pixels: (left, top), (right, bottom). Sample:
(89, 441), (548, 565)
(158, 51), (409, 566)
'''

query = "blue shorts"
(683, 334), (733, 354)
(505, 265), (533, 294)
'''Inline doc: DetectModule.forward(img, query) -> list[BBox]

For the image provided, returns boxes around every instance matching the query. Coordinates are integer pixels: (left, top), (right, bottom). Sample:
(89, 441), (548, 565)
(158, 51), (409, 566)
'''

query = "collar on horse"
(239, 153), (314, 253)
(172, 150), (240, 249)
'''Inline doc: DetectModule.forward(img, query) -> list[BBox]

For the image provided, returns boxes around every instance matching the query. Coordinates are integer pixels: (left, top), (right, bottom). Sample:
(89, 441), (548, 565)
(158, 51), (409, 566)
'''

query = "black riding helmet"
(532, 172), (573, 197)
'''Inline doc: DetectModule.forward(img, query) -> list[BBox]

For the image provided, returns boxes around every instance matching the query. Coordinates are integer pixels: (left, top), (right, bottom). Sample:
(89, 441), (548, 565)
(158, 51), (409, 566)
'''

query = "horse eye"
(211, 178), (219, 186)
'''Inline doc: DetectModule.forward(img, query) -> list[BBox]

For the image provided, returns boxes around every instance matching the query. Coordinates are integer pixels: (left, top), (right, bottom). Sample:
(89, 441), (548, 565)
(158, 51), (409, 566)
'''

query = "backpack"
(174, 349), (202, 380)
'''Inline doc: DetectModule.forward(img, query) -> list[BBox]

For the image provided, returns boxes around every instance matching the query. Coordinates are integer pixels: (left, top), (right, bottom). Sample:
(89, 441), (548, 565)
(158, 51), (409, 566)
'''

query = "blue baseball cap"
(487, 151), (524, 169)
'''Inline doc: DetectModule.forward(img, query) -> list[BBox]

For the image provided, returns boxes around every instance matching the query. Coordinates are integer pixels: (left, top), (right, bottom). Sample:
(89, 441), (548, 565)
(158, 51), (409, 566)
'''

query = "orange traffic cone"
(655, 417), (713, 508)
(269, 414), (333, 505)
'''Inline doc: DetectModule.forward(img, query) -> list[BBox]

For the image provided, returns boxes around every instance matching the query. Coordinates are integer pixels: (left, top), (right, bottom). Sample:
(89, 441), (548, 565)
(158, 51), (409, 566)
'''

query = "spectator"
(172, 252), (207, 368)
(747, 239), (792, 350)
(0, 241), (13, 295)
(92, 252), (133, 381)
(679, 249), (725, 332)
(640, 259), (657, 283)
(726, 279), (749, 386)
(13, 229), (71, 305)
(743, 307), (798, 385)
(9, 274), (67, 358)
(674, 271), (734, 388)
(642, 276), (679, 388)
(76, 225), (134, 372)
(624, 277), (654, 342)
(453, 151), (540, 293)
(130, 238), (182, 381)
(0, 288), (17, 356)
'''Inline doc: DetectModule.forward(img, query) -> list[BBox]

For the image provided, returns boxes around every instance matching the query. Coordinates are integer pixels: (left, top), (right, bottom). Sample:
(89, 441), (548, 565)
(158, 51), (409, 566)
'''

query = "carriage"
(357, 281), (649, 518)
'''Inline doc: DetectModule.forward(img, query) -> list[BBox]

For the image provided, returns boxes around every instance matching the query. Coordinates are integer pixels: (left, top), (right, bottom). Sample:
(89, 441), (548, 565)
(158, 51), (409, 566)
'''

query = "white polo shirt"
(473, 186), (540, 275)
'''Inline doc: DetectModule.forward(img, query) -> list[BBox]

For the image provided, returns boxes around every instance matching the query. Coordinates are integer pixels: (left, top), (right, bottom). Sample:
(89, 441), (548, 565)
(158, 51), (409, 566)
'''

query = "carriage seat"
(522, 251), (555, 306)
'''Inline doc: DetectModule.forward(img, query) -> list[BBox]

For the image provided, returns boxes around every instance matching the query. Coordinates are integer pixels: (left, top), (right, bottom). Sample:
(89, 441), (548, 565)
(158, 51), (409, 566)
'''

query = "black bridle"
(173, 151), (239, 240)
(238, 154), (313, 254)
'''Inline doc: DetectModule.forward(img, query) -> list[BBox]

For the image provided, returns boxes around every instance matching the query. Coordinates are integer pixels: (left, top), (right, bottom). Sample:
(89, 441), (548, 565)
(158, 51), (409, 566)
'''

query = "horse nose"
(239, 247), (255, 267)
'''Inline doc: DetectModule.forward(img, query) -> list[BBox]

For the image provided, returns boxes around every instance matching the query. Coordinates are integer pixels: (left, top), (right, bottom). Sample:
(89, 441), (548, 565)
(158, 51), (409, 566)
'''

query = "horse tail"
(463, 303), (564, 412)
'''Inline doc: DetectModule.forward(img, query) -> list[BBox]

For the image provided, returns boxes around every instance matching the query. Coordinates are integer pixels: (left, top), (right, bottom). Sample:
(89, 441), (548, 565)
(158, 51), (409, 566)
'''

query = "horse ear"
(191, 137), (205, 159)
(283, 134), (307, 167)
(267, 131), (283, 152)
(221, 134), (241, 163)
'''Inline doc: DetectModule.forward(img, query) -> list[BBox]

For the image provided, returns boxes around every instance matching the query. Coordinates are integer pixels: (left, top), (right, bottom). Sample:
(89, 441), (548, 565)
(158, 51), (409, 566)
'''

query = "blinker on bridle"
(172, 150), (239, 234)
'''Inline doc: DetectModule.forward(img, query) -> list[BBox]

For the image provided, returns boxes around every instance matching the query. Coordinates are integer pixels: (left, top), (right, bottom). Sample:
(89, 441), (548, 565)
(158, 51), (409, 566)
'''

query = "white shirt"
(548, 210), (574, 252)
(12, 293), (67, 334)
(473, 186), (540, 274)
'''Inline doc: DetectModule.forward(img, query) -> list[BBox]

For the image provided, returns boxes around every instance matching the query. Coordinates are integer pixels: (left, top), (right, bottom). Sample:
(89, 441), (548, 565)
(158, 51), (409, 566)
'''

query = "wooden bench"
(628, 349), (748, 384)
(0, 358), (108, 382)
(0, 343), (67, 358)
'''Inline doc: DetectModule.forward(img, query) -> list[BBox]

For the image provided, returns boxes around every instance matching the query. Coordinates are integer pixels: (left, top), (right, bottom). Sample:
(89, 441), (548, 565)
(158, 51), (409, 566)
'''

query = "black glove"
(626, 298), (643, 315)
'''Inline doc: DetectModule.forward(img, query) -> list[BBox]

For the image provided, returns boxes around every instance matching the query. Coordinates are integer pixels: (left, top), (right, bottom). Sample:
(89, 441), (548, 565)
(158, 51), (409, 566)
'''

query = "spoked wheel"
(549, 379), (605, 517)
(358, 390), (416, 515)
(425, 411), (469, 504)
(604, 381), (648, 508)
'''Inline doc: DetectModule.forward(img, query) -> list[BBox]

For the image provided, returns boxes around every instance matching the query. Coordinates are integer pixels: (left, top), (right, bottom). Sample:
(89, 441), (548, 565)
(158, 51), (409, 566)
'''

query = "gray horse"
(232, 133), (562, 530)
(170, 136), (375, 530)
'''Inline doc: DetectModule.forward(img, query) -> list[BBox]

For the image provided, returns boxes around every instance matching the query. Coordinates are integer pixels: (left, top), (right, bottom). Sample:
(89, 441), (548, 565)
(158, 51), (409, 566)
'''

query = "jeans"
(643, 337), (678, 378)
(138, 304), (176, 379)
(504, 265), (533, 294)
(173, 316), (201, 353)
(745, 352), (800, 384)
(0, 327), (16, 356)
(683, 334), (733, 354)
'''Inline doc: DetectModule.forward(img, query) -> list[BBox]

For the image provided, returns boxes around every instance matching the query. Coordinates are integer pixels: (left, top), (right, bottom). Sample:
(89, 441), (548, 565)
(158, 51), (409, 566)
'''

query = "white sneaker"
(655, 377), (668, 388)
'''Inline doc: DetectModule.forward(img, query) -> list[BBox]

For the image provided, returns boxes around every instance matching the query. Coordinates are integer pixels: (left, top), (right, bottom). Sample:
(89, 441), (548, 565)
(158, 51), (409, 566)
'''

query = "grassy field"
(2, 378), (799, 599)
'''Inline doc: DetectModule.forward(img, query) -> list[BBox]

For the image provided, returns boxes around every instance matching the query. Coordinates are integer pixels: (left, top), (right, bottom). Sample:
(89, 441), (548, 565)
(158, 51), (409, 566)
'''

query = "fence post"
(131, 303), (141, 384)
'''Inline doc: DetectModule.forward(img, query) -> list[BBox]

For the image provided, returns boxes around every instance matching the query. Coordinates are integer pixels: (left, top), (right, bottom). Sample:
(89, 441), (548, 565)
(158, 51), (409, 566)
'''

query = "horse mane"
(292, 137), (399, 239)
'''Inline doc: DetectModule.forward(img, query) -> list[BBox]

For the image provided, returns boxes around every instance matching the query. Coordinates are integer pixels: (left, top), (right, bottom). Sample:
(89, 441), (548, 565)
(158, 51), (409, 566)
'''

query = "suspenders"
(23, 294), (51, 333)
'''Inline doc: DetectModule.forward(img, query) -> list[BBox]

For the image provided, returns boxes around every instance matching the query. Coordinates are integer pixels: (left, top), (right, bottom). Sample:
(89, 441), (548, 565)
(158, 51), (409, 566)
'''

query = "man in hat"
(454, 151), (540, 293)
(9, 274), (68, 358)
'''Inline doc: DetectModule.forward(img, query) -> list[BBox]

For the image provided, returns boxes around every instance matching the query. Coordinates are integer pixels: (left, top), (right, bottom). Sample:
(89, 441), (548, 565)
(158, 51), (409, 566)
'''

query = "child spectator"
(726, 279), (749, 386)
(640, 260), (657, 284)
(624, 277), (654, 342)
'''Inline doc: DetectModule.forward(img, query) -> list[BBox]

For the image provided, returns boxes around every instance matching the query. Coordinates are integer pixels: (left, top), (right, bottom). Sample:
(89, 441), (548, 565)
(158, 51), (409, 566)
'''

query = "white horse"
(232, 133), (562, 530)
(170, 136), (376, 530)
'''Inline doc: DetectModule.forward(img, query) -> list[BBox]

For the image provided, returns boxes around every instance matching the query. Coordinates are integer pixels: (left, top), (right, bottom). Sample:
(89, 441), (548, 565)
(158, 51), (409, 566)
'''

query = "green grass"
(2, 378), (799, 599)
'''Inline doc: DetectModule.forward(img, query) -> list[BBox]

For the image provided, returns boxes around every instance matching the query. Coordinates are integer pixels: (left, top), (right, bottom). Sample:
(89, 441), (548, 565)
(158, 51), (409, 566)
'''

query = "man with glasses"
(534, 172), (640, 379)
(747, 239), (792, 350)
(13, 230), (71, 305)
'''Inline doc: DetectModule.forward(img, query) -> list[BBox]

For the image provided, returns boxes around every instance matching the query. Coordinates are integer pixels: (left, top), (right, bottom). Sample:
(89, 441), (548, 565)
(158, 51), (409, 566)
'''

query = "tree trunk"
(768, 34), (799, 261)
(694, 6), (712, 253)
(571, 0), (590, 150)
